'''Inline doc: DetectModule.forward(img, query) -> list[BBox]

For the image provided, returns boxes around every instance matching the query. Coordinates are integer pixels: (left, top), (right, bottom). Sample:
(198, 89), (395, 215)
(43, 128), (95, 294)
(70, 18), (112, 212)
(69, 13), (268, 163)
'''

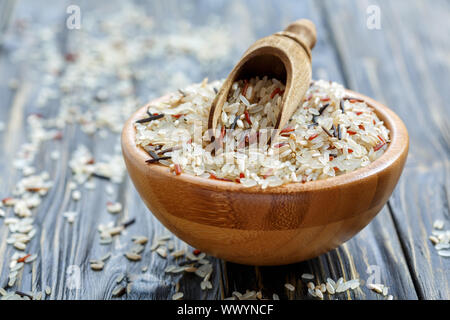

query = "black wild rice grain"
(112, 286), (126, 297)
(337, 124), (342, 140)
(340, 100), (345, 113)
(15, 291), (33, 300)
(332, 124), (337, 137)
(147, 149), (159, 160)
(145, 156), (171, 164)
(91, 173), (111, 180)
(136, 113), (164, 124)
(321, 126), (333, 137)
(230, 116), (239, 130)
(177, 260), (196, 266)
(344, 97), (364, 103)
(318, 103), (330, 115)
(178, 89), (186, 97)
(312, 115), (319, 124)
(213, 87), (218, 94)
(122, 218), (136, 228)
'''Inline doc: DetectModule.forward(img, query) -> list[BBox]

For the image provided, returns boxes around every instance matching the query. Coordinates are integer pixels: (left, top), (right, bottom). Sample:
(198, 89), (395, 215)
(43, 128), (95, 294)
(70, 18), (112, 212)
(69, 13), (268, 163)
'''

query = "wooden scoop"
(208, 19), (317, 140)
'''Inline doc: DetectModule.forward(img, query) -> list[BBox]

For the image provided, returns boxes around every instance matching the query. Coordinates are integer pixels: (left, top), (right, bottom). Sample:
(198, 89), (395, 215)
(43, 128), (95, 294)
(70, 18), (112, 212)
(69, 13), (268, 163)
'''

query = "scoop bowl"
(121, 90), (408, 266)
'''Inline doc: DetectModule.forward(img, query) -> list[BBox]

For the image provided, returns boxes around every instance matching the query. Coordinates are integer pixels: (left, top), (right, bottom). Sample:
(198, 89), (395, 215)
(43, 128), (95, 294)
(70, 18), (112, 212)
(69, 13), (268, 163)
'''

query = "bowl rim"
(122, 89), (409, 194)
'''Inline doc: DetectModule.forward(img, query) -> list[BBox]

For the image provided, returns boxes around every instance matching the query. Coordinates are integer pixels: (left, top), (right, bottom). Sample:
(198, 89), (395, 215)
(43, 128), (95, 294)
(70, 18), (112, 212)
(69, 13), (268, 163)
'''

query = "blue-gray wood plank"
(322, 0), (450, 299)
(0, 0), (448, 300)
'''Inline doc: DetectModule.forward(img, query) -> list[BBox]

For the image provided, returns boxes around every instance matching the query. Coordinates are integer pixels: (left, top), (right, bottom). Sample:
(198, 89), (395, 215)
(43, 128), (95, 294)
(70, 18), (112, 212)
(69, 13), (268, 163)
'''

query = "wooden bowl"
(121, 90), (409, 266)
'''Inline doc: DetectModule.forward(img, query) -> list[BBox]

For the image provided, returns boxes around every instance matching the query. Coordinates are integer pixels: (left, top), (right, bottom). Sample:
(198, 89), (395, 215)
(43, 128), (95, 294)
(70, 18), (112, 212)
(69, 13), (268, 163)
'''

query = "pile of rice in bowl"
(134, 78), (390, 188)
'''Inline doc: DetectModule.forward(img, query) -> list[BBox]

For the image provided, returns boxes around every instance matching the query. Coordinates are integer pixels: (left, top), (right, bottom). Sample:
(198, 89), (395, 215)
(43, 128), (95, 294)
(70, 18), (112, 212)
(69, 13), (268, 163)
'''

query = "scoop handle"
(279, 19), (316, 58)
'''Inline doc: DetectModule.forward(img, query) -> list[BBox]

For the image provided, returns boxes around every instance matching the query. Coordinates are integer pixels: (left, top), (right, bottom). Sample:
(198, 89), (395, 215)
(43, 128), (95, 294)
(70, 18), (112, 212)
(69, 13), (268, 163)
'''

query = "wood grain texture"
(208, 19), (316, 135)
(322, 0), (449, 299)
(0, 0), (447, 300)
(0, 0), (224, 300)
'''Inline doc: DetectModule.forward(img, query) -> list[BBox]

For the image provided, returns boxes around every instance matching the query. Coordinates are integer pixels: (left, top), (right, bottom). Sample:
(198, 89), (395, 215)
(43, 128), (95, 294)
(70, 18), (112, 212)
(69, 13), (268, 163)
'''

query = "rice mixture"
(135, 78), (390, 188)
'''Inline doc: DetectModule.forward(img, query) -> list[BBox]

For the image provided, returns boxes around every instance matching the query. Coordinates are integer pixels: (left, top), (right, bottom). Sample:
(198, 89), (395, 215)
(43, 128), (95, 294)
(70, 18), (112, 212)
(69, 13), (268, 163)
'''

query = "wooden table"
(0, 0), (448, 300)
